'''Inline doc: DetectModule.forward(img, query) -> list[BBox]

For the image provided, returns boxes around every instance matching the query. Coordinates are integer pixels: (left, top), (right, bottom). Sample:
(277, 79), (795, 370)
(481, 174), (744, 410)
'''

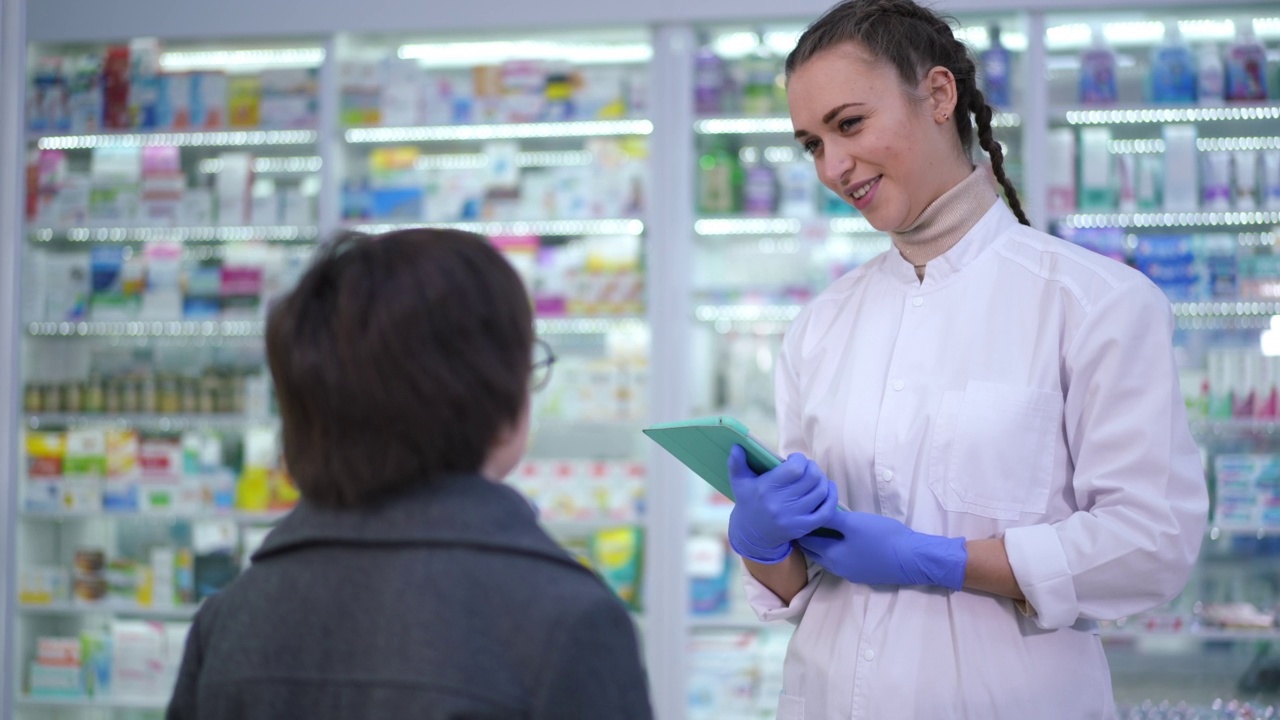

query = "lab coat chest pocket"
(929, 380), (1062, 520)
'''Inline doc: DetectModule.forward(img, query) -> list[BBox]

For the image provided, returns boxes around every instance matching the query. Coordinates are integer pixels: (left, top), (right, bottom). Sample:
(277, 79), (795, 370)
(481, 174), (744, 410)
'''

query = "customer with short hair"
(166, 229), (653, 720)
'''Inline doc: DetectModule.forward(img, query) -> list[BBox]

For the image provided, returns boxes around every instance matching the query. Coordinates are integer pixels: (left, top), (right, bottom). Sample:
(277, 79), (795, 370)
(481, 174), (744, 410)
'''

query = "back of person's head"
(786, 0), (1030, 226)
(266, 229), (534, 508)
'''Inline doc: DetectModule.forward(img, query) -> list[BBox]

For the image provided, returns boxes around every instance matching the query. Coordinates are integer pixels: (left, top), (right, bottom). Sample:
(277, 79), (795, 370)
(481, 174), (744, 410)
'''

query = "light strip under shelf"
(1064, 106), (1280, 125)
(160, 48), (325, 72)
(694, 112), (1020, 135)
(694, 304), (804, 323)
(29, 226), (318, 242)
(695, 217), (879, 236)
(347, 219), (643, 237)
(536, 317), (647, 335)
(27, 321), (265, 338)
(344, 120), (652, 143)
(1110, 137), (1280, 155)
(1172, 301), (1280, 317)
(26, 413), (267, 432)
(199, 156), (322, 174)
(35, 130), (317, 150)
(413, 150), (593, 171)
(1058, 212), (1280, 229)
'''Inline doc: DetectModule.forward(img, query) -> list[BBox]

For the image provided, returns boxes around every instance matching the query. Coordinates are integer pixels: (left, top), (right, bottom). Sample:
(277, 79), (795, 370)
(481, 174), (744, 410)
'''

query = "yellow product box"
(105, 429), (139, 478)
(227, 75), (262, 128)
(19, 567), (69, 605)
(26, 431), (66, 478)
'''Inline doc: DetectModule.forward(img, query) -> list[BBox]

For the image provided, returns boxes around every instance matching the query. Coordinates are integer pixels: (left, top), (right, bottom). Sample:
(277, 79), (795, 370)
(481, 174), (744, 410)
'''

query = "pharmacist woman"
(724, 1), (1209, 718)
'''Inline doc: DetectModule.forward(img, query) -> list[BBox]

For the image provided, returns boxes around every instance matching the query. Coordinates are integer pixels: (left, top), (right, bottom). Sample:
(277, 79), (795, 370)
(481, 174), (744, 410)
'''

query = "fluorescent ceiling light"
(397, 41), (651, 67)
(159, 48), (324, 72)
(712, 32), (763, 59)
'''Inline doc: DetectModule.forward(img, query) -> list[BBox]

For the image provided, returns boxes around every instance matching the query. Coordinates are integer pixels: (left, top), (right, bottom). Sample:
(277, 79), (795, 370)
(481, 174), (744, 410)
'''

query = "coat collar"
(253, 472), (585, 573)
(882, 200), (1019, 288)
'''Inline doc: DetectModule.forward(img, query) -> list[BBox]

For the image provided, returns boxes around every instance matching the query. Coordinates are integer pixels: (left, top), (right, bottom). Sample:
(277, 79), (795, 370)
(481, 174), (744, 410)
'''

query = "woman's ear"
(923, 66), (958, 122)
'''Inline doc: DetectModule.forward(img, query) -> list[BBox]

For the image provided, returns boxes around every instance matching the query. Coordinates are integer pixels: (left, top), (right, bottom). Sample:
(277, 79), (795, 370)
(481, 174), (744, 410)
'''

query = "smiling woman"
(722, 1), (1209, 719)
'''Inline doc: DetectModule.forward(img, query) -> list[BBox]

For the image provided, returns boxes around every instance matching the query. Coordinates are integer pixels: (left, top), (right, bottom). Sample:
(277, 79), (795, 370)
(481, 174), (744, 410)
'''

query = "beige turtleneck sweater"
(891, 167), (999, 281)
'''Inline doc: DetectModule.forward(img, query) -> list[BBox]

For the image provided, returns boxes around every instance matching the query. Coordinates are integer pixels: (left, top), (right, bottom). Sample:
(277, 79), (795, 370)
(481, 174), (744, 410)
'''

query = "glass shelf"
(29, 225), (318, 243)
(346, 219), (644, 237)
(17, 695), (169, 711)
(1058, 104), (1280, 126)
(20, 509), (288, 523)
(32, 129), (318, 149)
(694, 304), (804, 323)
(1056, 211), (1280, 230)
(694, 216), (881, 236)
(1099, 626), (1280, 642)
(26, 321), (265, 338)
(694, 112), (1022, 135)
(343, 119), (653, 143)
(535, 316), (647, 335)
(26, 413), (269, 432)
(17, 600), (199, 620)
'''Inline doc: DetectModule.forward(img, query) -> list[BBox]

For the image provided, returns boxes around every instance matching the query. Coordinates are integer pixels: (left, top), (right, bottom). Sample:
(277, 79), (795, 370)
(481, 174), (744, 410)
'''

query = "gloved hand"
(797, 510), (968, 591)
(727, 446), (840, 564)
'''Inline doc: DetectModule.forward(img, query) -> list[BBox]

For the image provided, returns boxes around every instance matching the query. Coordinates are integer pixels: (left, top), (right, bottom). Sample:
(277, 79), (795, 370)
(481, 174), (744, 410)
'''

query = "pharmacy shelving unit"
(4, 2), (1280, 719)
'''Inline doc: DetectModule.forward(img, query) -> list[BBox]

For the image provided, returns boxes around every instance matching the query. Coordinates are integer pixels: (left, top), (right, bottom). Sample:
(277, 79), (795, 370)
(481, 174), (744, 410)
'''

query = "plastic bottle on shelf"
(741, 33), (778, 117)
(741, 153), (778, 216)
(694, 36), (727, 116)
(1197, 44), (1226, 105)
(1225, 20), (1269, 102)
(980, 23), (1012, 108)
(697, 139), (742, 214)
(1078, 25), (1118, 105)
(1150, 23), (1196, 104)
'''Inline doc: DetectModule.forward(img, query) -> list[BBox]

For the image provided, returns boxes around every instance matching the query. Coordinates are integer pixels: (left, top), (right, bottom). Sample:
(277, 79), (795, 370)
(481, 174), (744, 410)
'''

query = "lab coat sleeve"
(1004, 279), (1208, 630)
(741, 320), (828, 622)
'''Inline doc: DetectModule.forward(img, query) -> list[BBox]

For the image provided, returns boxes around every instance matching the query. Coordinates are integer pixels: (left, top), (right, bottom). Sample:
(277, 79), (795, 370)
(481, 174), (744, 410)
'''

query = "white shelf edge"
(534, 316), (647, 335)
(344, 119), (653, 143)
(345, 218), (644, 237)
(28, 225), (318, 242)
(541, 518), (646, 534)
(17, 694), (170, 710)
(1099, 627), (1280, 641)
(31, 129), (318, 149)
(1058, 104), (1280, 126)
(17, 600), (199, 619)
(19, 509), (289, 523)
(1056, 210), (1280, 229)
(26, 320), (265, 338)
(26, 413), (273, 431)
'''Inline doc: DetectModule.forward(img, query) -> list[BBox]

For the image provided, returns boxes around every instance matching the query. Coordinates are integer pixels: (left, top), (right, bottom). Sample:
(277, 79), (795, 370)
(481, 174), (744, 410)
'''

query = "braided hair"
(785, 0), (1030, 226)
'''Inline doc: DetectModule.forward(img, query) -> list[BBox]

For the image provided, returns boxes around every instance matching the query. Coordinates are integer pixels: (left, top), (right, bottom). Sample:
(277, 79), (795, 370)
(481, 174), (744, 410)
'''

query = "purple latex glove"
(727, 446), (840, 564)
(797, 510), (968, 591)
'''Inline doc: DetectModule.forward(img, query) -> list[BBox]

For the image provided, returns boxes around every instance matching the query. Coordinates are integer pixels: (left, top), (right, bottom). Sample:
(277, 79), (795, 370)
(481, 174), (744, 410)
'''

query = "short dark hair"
(786, 0), (1030, 226)
(266, 229), (534, 508)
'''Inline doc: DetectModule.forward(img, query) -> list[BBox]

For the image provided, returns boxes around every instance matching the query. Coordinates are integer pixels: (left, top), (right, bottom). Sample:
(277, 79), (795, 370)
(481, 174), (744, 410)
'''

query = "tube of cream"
(1262, 150), (1280, 211)
(1232, 149), (1258, 211)
(1202, 151), (1232, 212)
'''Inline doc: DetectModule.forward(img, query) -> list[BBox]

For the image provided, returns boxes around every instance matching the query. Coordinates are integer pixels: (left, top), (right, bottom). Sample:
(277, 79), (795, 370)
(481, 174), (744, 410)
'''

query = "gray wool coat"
(165, 472), (653, 719)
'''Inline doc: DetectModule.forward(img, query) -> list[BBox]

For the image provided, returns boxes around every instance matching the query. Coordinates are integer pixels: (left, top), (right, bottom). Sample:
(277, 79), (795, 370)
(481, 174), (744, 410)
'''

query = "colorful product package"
(591, 526), (642, 611)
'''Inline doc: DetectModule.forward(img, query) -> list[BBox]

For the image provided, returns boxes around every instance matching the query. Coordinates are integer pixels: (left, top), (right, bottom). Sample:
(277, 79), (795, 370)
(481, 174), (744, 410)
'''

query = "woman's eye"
(801, 140), (820, 158)
(838, 117), (863, 132)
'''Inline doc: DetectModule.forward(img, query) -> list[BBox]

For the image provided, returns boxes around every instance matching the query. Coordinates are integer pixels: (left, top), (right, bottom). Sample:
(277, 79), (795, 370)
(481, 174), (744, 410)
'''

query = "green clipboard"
(642, 415), (845, 538)
(642, 415), (782, 503)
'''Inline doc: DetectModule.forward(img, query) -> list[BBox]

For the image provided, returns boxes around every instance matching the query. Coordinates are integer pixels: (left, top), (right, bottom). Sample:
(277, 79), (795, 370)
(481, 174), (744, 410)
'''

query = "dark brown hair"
(266, 229), (534, 508)
(786, 0), (1030, 226)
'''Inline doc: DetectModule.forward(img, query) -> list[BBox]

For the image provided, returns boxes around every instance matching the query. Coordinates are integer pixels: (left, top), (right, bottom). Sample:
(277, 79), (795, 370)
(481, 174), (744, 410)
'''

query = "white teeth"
(850, 178), (877, 199)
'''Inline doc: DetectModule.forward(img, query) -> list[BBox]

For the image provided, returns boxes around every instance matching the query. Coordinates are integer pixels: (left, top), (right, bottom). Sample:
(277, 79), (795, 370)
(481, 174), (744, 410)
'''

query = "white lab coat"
(744, 202), (1208, 719)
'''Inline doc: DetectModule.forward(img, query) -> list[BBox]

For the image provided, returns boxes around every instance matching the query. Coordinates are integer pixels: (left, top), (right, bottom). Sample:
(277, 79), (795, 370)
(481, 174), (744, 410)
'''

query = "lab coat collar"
(252, 471), (585, 572)
(883, 201), (1020, 288)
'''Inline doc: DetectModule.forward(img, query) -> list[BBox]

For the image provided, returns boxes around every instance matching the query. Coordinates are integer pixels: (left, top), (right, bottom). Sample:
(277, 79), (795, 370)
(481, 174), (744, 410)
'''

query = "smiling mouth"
(848, 176), (881, 200)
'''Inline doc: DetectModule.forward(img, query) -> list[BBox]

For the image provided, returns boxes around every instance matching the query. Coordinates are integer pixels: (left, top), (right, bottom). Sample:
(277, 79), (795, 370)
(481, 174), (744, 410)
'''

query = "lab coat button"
(892, 380), (905, 391)
(882, 470), (894, 482)
(863, 649), (875, 661)
(912, 297), (924, 307)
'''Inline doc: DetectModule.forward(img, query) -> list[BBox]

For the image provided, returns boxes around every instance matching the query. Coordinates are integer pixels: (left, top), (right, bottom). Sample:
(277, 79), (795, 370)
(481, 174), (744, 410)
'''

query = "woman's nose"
(820, 150), (853, 191)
